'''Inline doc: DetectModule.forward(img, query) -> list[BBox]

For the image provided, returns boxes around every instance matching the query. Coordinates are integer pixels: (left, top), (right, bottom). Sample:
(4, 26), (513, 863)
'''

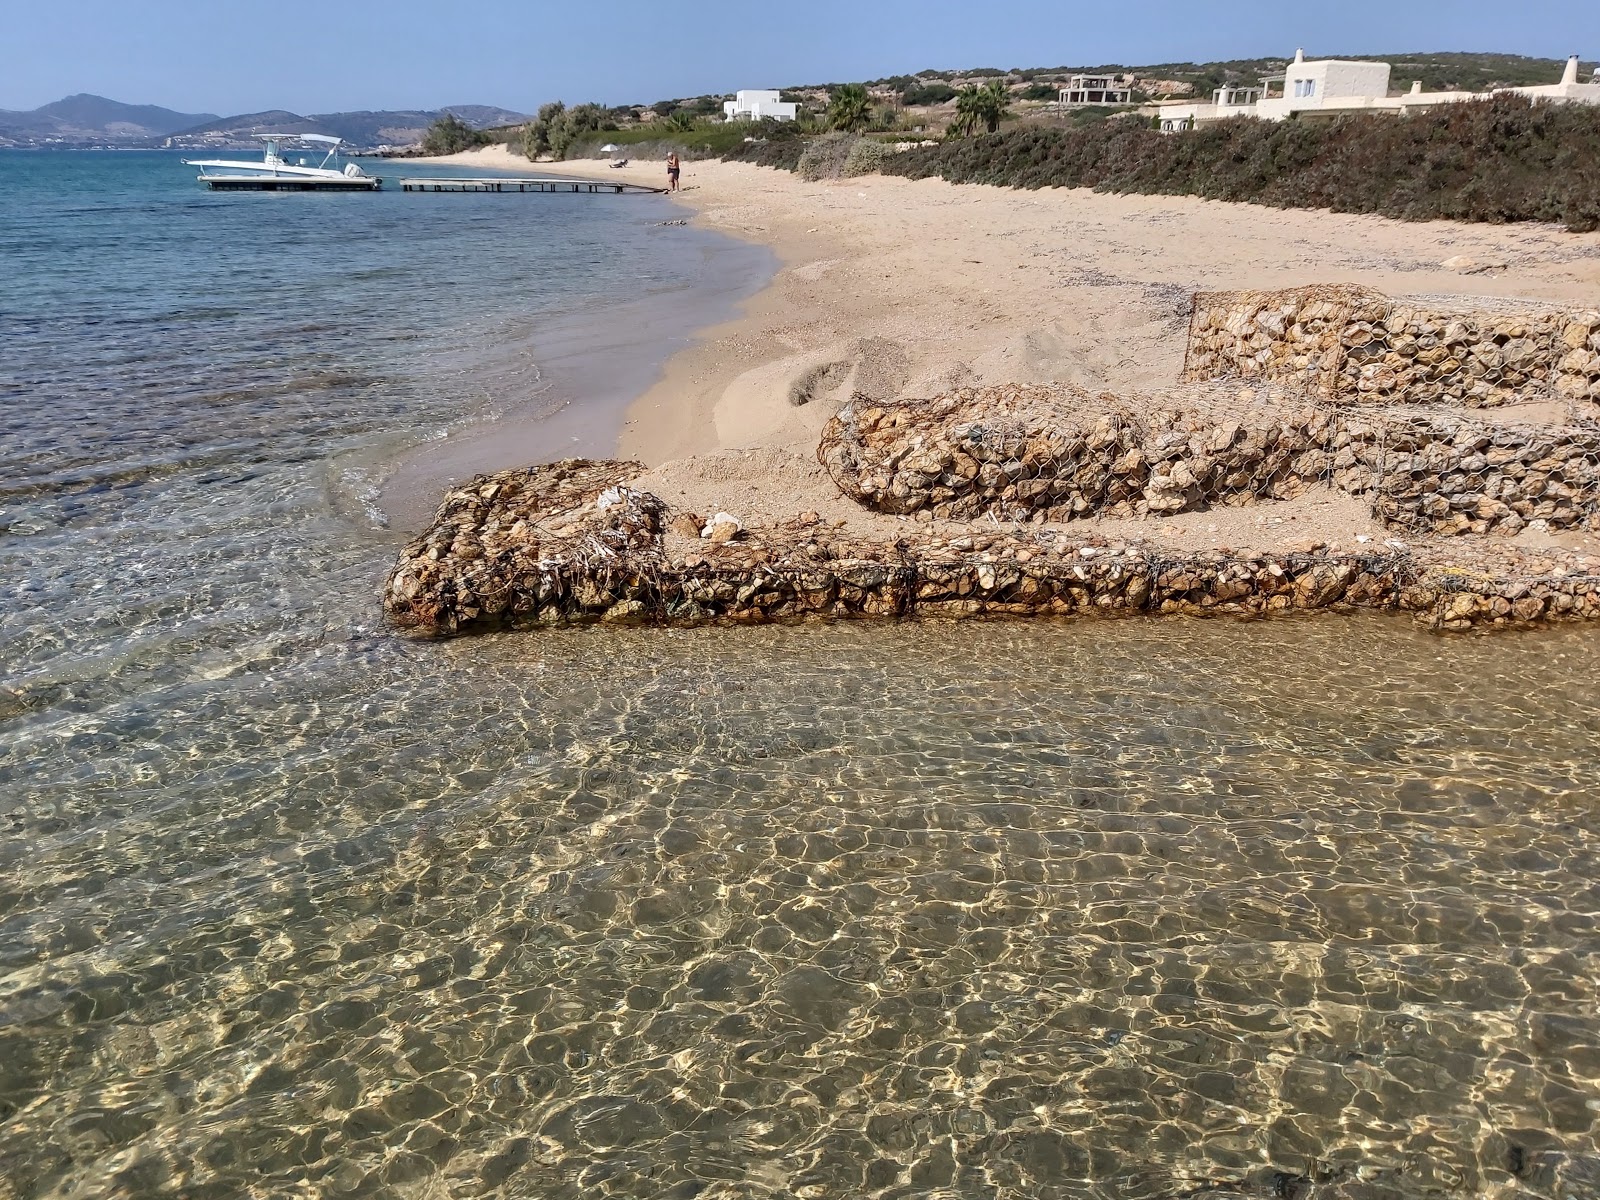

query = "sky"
(3, 0), (1599, 115)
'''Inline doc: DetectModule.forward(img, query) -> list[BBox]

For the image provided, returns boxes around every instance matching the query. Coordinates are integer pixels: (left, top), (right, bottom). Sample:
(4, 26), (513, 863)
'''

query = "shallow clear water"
(3, 154), (1600, 1200)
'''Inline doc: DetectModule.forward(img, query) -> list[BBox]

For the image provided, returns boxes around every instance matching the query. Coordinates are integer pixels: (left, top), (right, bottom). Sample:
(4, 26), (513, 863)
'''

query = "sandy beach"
(408, 143), (1600, 559)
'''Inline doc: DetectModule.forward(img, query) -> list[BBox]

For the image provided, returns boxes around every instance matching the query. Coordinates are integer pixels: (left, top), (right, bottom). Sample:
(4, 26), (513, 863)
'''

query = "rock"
(702, 512), (743, 543)
(669, 513), (704, 538)
(601, 599), (648, 624)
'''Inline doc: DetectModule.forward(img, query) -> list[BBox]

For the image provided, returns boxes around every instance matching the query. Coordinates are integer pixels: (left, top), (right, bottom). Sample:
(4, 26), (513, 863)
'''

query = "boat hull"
(200, 175), (383, 191)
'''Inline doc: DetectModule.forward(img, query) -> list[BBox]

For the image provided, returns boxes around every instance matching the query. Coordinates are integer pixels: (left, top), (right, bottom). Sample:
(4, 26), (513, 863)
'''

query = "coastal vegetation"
(726, 95), (1600, 232)
(877, 95), (1600, 230)
(521, 100), (614, 159)
(949, 79), (1013, 136)
(825, 83), (873, 132)
(419, 113), (489, 156)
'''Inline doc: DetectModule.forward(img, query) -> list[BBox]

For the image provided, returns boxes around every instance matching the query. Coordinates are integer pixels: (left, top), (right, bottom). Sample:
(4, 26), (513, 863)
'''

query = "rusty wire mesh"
(817, 381), (1600, 538)
(1182, 285), (1600, 409)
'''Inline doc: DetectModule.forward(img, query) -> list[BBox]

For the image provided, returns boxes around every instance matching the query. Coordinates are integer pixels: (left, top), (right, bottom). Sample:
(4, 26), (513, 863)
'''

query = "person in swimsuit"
(666, 151), (681, 191)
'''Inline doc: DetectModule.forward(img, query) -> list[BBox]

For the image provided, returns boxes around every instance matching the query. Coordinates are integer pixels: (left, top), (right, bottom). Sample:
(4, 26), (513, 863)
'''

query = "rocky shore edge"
(382, 460), (1600, 637)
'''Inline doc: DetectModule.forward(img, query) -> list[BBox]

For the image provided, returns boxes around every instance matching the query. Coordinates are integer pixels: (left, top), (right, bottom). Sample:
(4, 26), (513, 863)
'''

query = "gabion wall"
(818, 385), (1600, 537)
(1183, 286), (1600, 407)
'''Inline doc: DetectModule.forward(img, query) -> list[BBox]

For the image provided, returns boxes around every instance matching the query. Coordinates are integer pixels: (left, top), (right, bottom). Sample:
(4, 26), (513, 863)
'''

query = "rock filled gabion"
(817, 384), (1333, 522)
(1184, 285), (1600, 408)
(383, 460), (1600, 637)
(1181, 285), (1374, 395)
(1348, 412), (1600, 536)
(384, 459), (666, 634)
(818, 386), (1600, 537)
(1560, 313), (1600, 403)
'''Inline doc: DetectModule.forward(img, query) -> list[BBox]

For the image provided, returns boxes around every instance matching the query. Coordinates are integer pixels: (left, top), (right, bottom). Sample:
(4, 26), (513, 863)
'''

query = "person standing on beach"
(666, 151), (681, 192)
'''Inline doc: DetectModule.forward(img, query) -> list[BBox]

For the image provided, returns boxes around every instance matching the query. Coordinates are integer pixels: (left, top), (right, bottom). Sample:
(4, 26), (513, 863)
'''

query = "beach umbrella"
(600, 143), (619, 154)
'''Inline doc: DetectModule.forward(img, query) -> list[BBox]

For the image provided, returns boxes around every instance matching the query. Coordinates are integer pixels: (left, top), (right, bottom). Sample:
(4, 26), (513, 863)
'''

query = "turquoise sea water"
(3, 151), (1600, 1200)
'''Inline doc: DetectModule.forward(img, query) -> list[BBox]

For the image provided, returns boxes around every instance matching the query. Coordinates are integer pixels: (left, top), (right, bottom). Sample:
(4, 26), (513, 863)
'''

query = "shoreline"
(394, 146), (1600, 601)
(375, 153), (775, 532)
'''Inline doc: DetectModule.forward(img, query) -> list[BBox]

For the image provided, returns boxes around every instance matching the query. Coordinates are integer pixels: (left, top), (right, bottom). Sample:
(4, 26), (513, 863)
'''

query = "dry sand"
(408, 144), (1600, 559)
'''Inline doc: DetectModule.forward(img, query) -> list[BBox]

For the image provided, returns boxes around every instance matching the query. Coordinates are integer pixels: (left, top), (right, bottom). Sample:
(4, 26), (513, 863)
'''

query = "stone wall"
(818, 386), (1600, 537)
(817, 385), (1332, 522)
(1183, 286), (1600, 407)
(1341, 412), (1600, 536)
(383, 460), (1600, 637)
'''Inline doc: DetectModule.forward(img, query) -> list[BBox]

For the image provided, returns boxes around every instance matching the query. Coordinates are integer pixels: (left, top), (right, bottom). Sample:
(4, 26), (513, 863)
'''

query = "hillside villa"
(723, 90), (798, 121)
(1058, 73), (1135, 106)
(1152, 50), (1600, 130)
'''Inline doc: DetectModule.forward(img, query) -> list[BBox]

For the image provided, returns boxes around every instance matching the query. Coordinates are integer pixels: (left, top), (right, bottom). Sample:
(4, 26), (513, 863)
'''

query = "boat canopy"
(254, 132), (341, 145)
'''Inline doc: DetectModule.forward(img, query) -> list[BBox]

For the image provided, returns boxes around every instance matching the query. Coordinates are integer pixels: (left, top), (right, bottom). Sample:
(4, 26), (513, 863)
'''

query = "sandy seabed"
(406, 144), (1600, 566)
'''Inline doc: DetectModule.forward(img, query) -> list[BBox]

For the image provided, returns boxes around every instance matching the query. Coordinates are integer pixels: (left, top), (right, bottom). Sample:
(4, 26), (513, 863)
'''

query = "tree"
(902, 82), (957, 107)
(522, 100), (566, 158)
(950, 79), (1013, 136)
(666, 110), (697, 132)
(421, 113), (486, 156)
(827, 83), (872, 132)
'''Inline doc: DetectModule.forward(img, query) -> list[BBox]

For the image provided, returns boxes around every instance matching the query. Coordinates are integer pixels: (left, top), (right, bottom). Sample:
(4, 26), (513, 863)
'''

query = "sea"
(2, 150), (1599, 1200)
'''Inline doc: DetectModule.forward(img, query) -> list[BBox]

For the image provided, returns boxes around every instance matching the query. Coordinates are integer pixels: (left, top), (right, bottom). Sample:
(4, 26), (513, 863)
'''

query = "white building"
(1152, 50), (1600, 131)
(723, 90), (798, 122)
(1059, 74), (1134, 106)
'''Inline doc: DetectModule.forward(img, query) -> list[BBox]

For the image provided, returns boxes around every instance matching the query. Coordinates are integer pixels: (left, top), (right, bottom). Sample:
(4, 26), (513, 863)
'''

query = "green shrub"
(796, 132), (859, 180)
(879, 96), (1600, 232)
(563, 120), (767, 160)
(902, 82), (957, 106)
(842, 138), (895, 176)
(724, 138), (807, 171)
(421, 113), (488, 156)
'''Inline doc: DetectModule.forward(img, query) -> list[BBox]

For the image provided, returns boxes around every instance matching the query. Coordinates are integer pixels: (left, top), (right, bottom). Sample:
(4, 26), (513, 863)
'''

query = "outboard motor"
(344, 163), (368, 178)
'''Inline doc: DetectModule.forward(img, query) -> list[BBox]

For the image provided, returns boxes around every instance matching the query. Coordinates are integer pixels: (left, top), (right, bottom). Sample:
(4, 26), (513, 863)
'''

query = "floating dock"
(399, 177), (665, 195)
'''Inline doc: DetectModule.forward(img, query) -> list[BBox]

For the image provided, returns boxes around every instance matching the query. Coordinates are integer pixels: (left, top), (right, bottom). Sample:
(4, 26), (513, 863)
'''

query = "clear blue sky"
(4, 0), (1598, 115)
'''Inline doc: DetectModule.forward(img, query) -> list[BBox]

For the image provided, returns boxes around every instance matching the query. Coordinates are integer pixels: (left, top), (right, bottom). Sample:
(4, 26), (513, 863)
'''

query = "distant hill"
(150, 104), (529, 150)
(642, 50), (1594, 117)
(0, 96), (527, 148)
(440, 105), (530, 129)
(167, 110), (341, 142)
(303, 106), (529, 147)
(0, 93), (217, 144)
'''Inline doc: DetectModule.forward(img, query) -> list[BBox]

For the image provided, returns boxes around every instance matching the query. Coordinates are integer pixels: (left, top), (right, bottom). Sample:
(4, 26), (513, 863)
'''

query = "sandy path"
(409, 145), (1600, 558)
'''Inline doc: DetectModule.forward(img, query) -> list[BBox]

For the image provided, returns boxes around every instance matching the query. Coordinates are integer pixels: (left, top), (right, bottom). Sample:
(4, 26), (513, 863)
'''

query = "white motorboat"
(184, 134), (382, 191)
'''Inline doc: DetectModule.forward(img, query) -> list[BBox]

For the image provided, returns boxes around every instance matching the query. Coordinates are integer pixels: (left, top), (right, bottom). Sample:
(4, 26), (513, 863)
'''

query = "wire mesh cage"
(818, 381), (1600, 537)
(1183, 285), (1600, 409)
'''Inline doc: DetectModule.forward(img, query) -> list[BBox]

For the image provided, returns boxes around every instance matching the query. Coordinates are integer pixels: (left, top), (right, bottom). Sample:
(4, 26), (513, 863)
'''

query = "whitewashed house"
(1152, 50), (1600, 131)
(723, 90), (798, 122)
(1059, 73), (1134, 106)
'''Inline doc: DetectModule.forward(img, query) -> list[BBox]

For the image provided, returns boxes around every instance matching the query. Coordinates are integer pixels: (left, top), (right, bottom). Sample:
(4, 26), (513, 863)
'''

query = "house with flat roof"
(1059, 74), (1134, 106)
(1151, 50), (1600, 131)
(723, 90), (798, 122)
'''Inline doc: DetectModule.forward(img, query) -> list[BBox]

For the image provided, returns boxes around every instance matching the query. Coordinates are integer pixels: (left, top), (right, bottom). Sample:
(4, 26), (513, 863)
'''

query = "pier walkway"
(399, 177), (666, 195)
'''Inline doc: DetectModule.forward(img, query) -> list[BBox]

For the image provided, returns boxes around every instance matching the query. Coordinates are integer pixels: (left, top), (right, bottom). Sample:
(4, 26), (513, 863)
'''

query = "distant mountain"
(440, 105), (529, 129)
(0, 93), (217, 144)
(166, 105), (529, 149)
(0, 95), (527, 148)
(168, 110), (342, 140)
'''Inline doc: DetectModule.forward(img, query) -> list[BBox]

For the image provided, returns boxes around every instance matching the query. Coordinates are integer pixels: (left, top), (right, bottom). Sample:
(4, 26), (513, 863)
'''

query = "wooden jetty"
(399, 177), (665, 195)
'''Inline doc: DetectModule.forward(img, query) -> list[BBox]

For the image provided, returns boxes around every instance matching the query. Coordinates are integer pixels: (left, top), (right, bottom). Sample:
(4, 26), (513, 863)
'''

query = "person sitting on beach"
(666, 152), (681, 192)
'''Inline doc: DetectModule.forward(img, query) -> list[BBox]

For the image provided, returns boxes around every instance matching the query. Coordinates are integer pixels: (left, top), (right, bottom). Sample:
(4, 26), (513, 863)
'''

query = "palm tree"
(975, 79), (1013, 133)
(950, 79), (1014, 137)
(827, 83), (872, 132)
(950, 86), (983, 137)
